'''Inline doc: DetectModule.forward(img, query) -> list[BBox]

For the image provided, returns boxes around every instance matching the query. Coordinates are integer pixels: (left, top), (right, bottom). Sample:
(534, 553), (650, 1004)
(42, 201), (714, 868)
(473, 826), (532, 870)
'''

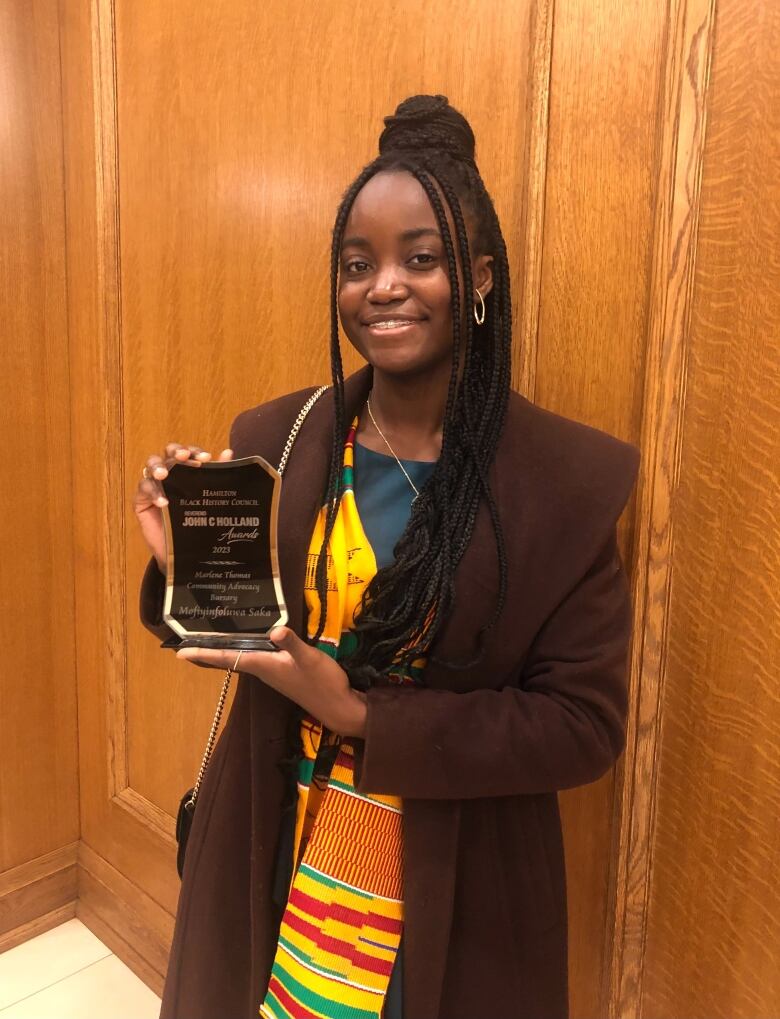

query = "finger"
(175, 647), (236, 669)
(137, 477), (169, 507)
(165, 443), (189, 458)
(164, 443), (210, 463)
(217, 448), (234, 461)
(141, 454), (169, 500)
(177, 646), (298, 690)
(174, 646), (283, 671)
(145, 454), (169, 481)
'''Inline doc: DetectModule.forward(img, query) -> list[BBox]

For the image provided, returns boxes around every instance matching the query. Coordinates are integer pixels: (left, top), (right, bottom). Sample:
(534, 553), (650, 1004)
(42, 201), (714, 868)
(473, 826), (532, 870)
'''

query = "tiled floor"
(0, 919), (161, 1019)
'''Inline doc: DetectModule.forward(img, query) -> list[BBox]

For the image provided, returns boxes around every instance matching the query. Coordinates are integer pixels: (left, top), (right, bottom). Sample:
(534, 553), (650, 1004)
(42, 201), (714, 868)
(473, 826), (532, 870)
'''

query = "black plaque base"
(160, 635), (281, 651)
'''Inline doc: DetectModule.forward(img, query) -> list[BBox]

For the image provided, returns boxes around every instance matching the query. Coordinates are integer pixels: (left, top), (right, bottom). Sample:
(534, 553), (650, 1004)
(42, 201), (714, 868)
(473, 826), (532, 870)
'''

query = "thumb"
(269, 625), (302, 653)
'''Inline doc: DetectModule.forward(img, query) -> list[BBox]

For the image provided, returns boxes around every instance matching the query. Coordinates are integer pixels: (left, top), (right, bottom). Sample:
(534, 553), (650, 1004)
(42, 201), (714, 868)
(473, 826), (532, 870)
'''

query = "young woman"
(134, 94), (641, 1019)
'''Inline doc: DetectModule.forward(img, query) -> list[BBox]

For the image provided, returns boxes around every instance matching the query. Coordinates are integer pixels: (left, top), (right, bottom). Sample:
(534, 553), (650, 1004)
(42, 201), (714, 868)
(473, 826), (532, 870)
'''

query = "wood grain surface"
(0, 0), (79, 890)
(640, 0), (780, 1015)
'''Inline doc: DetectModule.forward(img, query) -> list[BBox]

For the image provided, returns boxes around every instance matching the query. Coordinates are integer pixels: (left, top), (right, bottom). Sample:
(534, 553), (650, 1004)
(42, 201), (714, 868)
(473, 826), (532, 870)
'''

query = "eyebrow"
(341, 227), (442, 248)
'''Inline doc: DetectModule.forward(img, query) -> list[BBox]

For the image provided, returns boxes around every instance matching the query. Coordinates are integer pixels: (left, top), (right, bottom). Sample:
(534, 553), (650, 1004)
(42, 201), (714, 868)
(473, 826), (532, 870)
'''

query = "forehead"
(343, 170), (453, 242)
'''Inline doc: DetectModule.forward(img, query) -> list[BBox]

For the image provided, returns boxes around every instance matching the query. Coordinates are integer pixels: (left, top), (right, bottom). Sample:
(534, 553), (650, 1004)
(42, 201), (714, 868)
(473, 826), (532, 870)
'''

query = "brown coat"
(140, 364), (641, 1019)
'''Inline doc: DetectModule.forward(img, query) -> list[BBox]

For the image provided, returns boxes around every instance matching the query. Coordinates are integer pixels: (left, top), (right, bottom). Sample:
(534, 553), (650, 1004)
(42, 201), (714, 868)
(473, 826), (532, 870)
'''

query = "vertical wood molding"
(514, 0), (554, 401)
(91, 0), (130, 802)
(607, 0), (717, 1015)
(91, 0), (171, 841)
(61, 0), (181, 910)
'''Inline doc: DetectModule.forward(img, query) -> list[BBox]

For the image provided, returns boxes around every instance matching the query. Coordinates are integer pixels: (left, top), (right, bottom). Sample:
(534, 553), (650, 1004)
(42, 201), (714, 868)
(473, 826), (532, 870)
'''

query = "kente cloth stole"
(258, 416), (425, 1019)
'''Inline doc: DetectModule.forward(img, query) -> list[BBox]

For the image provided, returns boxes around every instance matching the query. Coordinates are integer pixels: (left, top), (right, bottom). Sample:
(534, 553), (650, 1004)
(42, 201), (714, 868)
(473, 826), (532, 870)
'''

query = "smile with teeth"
(366, 319), (421, 330)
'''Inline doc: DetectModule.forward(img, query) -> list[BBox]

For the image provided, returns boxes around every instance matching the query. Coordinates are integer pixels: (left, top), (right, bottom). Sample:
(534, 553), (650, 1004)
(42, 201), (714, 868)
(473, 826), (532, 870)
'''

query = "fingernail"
(196, 451), (210, 460)
(157, 497), (169, 506)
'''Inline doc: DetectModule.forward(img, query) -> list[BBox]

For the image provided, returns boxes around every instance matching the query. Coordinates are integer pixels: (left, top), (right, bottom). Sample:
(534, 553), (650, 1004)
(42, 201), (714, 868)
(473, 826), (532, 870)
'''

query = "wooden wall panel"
(640, 0), (780, 1015)
(538, 3), (665, 1015)
(0, 0), (79, 934)
(609, 0), (717, 1013)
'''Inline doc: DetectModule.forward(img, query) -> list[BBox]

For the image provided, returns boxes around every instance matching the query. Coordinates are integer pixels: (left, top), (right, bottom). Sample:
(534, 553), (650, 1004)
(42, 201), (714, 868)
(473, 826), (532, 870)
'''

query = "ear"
(473, 253), (494, 299)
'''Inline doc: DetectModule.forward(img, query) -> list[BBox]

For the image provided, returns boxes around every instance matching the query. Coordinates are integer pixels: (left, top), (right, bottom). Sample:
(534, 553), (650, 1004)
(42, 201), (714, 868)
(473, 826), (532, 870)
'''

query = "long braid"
(434, 159), (512, 645)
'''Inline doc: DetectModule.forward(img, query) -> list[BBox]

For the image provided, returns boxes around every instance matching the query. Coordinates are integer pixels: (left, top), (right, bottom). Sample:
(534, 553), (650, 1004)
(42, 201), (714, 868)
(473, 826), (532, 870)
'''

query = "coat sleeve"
(354, 484), (637, 800)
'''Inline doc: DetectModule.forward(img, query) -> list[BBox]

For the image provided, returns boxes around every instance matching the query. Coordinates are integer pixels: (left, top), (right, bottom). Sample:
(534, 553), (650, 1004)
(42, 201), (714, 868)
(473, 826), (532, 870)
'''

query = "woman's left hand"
(175, 627), (367, 738)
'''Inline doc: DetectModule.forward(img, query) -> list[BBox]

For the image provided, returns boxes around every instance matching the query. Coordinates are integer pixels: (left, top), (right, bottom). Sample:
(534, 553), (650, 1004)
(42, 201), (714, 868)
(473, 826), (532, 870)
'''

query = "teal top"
(271, 440), (437, 1019)
(352, 440), (437, 568)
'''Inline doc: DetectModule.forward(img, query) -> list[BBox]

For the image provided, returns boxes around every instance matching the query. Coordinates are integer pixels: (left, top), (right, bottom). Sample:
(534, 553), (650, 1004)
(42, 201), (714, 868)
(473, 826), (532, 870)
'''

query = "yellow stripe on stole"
(275, 940), (385, 1007)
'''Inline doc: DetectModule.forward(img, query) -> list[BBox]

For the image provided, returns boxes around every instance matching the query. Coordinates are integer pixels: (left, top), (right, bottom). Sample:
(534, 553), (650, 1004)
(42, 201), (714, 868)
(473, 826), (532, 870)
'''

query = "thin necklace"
(365, 392), (420, 502)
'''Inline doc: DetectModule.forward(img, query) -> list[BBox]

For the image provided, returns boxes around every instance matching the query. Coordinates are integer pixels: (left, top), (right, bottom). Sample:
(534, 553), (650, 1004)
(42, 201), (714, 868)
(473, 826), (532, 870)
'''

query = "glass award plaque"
(158, 456), (287, 650)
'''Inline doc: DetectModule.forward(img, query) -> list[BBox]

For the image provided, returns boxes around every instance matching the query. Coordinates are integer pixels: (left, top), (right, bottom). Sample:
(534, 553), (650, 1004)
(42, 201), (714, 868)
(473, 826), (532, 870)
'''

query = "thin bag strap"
(187, 384), (330, 809)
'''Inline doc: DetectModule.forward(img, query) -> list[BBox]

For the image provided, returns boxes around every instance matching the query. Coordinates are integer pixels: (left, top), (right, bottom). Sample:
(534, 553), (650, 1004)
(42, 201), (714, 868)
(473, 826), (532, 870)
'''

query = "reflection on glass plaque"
(159, 456), (287, 650)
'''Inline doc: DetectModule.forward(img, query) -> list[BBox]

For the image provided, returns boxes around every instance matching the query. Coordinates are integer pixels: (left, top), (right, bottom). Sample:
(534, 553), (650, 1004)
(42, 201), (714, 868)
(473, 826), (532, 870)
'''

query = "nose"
(367, 265), (408, 302)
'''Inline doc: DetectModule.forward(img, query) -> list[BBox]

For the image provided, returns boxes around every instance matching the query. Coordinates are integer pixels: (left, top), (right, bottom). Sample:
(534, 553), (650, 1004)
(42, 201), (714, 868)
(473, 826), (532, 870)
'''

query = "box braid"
(307, 95), (512, 689)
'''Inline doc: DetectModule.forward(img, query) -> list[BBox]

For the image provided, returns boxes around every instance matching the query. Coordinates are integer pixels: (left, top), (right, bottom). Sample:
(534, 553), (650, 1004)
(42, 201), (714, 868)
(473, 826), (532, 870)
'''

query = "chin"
(367, 353), (449, 380)
(346, 335), (451, 380)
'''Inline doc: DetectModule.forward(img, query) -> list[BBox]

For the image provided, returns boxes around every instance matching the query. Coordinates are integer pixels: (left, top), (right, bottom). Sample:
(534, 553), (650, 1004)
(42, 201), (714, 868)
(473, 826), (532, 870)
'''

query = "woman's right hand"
(132, 443), (234, 574)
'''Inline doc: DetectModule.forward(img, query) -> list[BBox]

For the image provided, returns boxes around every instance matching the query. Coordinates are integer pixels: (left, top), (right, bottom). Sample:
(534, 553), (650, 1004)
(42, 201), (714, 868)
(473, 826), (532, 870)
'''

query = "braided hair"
(309, 94), (513, 688)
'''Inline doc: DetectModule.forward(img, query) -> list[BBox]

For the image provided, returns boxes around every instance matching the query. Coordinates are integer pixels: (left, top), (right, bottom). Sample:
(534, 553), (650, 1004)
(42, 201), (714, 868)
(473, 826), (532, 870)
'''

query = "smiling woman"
(317, 97), (513, 691)
(135, 94), (641, 1019)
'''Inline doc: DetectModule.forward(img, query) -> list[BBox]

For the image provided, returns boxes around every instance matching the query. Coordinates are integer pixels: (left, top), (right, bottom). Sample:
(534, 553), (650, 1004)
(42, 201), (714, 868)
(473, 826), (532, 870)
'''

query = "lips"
(361, 314), (426, 339)
(366, 319), (419, 328)
(362, 314), (424, 325)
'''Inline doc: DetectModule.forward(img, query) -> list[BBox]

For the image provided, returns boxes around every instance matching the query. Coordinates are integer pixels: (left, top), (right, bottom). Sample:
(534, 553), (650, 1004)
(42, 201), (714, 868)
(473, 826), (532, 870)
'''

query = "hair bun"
(379, 94), (477, 168)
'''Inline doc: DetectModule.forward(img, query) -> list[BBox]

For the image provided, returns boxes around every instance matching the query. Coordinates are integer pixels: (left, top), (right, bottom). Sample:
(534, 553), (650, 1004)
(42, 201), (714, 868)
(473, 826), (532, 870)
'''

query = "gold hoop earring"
(473, 288), (486, 325)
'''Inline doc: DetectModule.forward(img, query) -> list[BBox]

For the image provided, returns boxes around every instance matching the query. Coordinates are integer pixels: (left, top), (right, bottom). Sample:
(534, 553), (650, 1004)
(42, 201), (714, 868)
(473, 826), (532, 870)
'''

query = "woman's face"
(337, 170), (493, 379)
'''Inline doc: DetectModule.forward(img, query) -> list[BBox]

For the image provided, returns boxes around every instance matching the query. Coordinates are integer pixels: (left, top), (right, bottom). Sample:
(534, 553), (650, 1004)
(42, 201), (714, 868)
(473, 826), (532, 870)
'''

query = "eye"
(345, 260), (370, 273)
(410, 253), (436, 267)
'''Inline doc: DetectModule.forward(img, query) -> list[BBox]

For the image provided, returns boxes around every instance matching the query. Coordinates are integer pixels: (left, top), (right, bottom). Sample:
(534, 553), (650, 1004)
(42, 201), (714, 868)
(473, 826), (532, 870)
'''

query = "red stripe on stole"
(314, 791), (400, 837)
(288, 887), (402, 936)
(283, 910), (394, 977)
(267, 975), (320, 1019)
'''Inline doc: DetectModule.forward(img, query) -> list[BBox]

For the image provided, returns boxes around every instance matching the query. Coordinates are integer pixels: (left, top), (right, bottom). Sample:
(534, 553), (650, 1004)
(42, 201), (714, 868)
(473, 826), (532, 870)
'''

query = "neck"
(358, 361), (454, 461)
